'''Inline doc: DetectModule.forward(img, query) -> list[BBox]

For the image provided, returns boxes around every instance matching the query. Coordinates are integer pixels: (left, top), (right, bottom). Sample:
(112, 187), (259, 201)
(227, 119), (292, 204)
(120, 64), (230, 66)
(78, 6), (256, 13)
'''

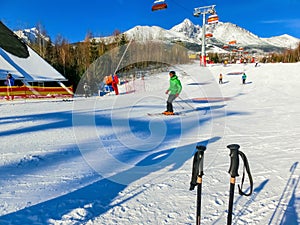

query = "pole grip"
(189, 145), (206, 190)
(196, 145), (206, 177)
(227, 144), (240, 177)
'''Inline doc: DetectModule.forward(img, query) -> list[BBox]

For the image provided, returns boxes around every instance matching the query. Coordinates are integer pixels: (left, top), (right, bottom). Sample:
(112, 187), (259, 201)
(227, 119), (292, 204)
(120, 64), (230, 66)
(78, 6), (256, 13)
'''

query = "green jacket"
(168, 75), (182, 95)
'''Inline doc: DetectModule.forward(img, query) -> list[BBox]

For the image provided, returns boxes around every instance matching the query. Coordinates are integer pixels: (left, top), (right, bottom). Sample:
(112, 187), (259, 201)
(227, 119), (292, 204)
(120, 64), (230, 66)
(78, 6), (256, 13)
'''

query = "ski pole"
(227, 144), (240, 225)
(189, 145), (206, 225)
(178, 96), (196, 110)
(175, 100), (185, 109)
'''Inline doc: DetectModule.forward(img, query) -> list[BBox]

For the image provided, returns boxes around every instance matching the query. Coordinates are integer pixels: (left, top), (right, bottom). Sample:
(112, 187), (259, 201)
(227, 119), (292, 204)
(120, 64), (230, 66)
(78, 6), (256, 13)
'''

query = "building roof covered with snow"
(0, 21), (67, 82)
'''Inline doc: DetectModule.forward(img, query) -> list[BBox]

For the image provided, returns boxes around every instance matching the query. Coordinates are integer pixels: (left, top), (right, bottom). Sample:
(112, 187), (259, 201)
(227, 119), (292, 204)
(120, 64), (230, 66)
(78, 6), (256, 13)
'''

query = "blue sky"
(1, 0), (300, 43)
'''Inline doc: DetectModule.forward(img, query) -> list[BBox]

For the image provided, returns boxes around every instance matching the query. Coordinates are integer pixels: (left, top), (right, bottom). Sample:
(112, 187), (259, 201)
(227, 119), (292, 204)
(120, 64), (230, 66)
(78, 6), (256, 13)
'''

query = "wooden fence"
(0, 85), (73, 99)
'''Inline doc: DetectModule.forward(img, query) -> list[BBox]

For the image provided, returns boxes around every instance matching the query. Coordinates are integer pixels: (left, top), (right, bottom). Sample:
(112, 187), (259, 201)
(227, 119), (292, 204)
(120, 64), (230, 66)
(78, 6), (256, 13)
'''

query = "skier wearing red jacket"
(112, 74), (119, 95)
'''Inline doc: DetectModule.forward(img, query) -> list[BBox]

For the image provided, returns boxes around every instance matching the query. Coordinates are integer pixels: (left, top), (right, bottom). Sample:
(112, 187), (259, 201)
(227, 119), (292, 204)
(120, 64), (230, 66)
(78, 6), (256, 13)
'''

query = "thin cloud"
(261, 19), (300, 25)
(261, 19), (300, 30)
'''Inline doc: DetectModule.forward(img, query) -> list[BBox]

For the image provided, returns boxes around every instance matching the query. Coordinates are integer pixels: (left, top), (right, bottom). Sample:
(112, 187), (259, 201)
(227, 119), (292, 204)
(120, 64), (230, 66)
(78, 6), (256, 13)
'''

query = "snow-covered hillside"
(171, 19), (300, 49)
(170, 18), (201, 39)
(15, 19), (300, 52)
(262, 34), (300, 49)
(14, 27), (50, 45)
(212, 22), (269, 46)
(124, 25), (197, 43)
(0, 62), (299, 224)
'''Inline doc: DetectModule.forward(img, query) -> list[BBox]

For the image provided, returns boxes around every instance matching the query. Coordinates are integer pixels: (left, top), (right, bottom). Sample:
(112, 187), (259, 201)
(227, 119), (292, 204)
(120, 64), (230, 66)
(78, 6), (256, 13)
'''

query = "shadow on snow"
(0, 137), (220, 224)
(0, 101), (252, 224)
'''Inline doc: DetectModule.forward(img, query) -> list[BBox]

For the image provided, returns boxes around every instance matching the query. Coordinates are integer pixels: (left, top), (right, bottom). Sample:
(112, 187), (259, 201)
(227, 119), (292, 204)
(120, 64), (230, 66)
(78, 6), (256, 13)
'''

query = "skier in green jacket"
(163, 71), (182, 115)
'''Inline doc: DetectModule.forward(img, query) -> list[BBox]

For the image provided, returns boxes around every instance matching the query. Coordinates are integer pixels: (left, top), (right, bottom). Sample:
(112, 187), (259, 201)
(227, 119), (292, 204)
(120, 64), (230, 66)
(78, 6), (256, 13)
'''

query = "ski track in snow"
(0, 62), (299, 224)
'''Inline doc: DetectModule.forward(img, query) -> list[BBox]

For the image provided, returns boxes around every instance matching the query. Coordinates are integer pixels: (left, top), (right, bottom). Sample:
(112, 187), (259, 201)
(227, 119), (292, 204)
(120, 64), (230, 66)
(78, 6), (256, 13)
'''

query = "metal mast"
(193, 5), (216, 67)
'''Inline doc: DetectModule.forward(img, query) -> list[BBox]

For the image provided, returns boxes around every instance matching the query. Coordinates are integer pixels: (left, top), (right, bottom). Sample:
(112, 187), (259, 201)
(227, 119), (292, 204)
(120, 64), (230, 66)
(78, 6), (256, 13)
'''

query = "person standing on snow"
(83, 82), (91, 98)
(5, 73), (15, 100)
(219, 73), (223, 84)
(242, 72), (247, 84)
(163, 71), (182, 115)
(111, 74), (119, 95)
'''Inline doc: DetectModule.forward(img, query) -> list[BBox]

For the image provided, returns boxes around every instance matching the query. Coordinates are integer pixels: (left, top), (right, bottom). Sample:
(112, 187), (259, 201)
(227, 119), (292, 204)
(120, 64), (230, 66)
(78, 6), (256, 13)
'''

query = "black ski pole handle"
(196, 145), (206, 177)
(227, 144), (240, 178)
(189, 145), (206, 191)
(195, 145), (206, 225)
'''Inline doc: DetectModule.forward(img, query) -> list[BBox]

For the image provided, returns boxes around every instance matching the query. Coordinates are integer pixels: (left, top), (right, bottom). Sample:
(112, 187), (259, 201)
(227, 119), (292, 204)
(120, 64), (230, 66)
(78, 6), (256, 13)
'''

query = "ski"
(147, 112), (183, 116)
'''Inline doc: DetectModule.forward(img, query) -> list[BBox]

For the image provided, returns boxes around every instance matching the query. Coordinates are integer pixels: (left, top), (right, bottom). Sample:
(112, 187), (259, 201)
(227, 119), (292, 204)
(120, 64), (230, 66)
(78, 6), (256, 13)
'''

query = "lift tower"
(193, 5), (216, 67)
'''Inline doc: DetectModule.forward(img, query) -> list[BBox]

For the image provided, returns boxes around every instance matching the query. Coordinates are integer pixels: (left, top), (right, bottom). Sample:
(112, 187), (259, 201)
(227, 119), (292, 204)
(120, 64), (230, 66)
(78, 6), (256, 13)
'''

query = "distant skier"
(5, 73), (15, 100)
(111, 74), (119, 95)
(219, 73), (223, 84)
(163, 71), (182, 115)
(242, 73), (247, 84)
(98, 81), (105, 96)
(83, 82), (91, 97)
(105, 74), (119, 95)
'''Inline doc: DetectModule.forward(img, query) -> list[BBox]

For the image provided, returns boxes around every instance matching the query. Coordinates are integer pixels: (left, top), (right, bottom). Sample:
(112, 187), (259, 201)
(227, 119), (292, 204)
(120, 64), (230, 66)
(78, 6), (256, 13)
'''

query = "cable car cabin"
(152, 0), (167, 11)
(205, 33), (213, 38)
(207, 15), (219, 24)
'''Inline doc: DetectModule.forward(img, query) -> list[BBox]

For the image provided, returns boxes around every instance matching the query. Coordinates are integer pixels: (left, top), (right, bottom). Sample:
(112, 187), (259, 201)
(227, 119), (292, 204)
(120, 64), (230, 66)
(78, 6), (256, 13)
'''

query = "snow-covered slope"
(262, 34), (300, 49)
(14, 19), (300, 53)
(212, 22), (270, 46)
(122, 19), (300, 51)
(0, 62), (299, 224)
(172, 19), (300, 49)
(14, 27), (50, 45)
(124, 25), (197, 43)
(170, 18), (201, 39)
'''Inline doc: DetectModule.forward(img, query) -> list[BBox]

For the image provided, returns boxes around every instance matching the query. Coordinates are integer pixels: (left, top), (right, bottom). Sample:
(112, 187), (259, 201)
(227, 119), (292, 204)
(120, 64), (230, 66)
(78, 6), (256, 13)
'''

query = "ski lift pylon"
(152, 0), (167, 11)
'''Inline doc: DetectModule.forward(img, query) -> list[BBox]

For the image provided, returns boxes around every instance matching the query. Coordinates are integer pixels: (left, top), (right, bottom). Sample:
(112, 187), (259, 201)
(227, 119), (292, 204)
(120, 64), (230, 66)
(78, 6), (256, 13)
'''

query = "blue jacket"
(5, 76), (15, 86)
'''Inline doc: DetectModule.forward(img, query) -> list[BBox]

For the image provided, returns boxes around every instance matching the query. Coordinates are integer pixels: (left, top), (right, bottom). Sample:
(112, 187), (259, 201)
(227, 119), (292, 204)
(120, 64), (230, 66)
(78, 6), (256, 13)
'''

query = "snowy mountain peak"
(170, 19), (201, 39)
(14, 19), (300, 53)
(14, 27), (50, 44)
(211, 22), (266, 46)
(261, 34), (300, 49)
(124, 24), (194, 43)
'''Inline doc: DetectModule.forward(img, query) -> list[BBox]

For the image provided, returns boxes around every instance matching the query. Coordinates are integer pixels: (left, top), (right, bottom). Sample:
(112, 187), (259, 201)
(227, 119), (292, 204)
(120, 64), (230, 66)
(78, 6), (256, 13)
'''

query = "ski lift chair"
(152, 0), (167, 11)
(205, 33), (213, 38)
(207, 14), (219, 24)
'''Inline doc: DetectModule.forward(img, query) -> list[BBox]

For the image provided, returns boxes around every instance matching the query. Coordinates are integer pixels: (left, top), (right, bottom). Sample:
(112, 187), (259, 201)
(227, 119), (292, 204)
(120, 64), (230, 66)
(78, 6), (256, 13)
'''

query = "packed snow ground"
(0, 62), (299, 225)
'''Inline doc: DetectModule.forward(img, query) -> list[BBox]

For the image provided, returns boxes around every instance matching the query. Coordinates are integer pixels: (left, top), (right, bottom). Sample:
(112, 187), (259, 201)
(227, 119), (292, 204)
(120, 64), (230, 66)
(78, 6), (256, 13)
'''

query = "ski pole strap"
(237, 150), (253, 196)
